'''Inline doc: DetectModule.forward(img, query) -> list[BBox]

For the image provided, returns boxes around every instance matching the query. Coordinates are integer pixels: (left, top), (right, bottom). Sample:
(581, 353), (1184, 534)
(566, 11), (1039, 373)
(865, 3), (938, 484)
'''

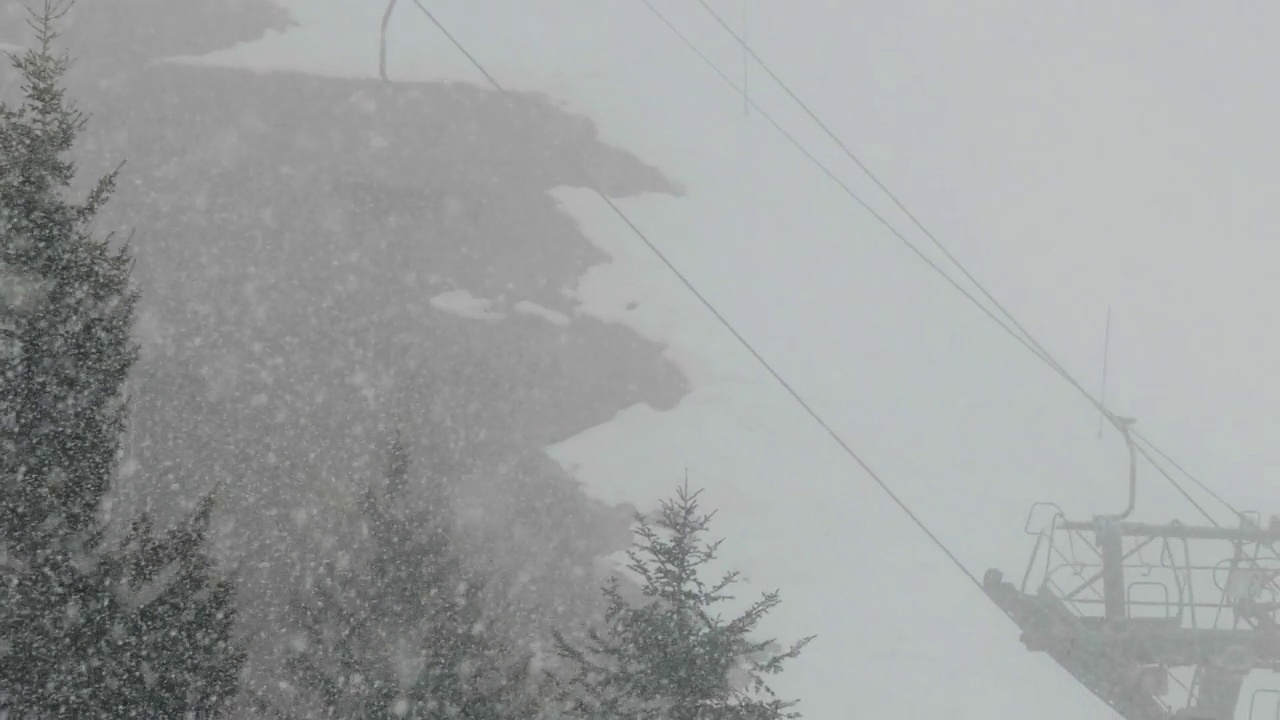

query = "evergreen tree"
(264, 434), (544, 719)
(554, 485), (812, 720)
(0, 5), (243, 715)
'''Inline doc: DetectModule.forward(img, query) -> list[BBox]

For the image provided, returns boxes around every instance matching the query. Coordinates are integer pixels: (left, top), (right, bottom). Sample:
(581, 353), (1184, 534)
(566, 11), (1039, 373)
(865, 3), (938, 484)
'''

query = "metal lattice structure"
(985, 504), (1280, 719)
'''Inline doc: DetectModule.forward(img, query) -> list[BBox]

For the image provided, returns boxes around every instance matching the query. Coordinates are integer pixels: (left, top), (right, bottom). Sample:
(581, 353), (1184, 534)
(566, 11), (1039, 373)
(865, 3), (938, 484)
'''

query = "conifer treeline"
(0, 6), (809, 718)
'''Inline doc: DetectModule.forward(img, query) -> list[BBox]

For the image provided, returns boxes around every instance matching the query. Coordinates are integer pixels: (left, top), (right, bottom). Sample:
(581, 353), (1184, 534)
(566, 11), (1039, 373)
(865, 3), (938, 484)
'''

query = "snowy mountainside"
(191, 1), (1158, 717)
(2, 0), (694, 705)
(9, 0), (1257, 715)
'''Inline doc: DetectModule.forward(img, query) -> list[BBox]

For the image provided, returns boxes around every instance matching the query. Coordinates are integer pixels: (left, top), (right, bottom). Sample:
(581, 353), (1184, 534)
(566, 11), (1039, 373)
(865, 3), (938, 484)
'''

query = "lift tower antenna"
(1098, 306), (1112, 439)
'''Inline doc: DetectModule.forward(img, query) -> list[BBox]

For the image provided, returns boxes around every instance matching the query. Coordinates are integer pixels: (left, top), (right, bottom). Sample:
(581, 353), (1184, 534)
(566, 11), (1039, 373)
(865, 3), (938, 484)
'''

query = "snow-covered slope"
(196, 2), (1280, 716)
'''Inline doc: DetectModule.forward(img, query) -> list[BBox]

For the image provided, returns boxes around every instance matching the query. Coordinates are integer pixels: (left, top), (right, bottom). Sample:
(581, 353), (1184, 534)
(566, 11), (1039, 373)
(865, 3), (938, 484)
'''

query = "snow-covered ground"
(195, 2), (1280, 716)
(429, 289), (505, 321)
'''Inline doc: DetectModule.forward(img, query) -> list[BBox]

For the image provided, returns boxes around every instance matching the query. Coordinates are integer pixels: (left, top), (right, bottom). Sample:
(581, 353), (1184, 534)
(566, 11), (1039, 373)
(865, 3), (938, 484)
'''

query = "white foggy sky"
(199, 1), (1280, 716)
(754, 0), (1280, 512)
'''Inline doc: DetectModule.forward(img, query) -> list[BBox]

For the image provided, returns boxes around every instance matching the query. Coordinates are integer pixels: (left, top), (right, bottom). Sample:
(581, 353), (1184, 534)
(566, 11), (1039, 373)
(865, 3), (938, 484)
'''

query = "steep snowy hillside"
(180, 1), (1165, 717)
(17, 0), (1275, 716)
(2, 0), (694, 708)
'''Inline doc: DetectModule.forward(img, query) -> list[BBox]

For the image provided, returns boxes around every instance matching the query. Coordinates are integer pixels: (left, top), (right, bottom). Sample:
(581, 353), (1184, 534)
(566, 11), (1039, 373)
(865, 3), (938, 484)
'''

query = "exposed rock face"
(2, 0), (687, 703)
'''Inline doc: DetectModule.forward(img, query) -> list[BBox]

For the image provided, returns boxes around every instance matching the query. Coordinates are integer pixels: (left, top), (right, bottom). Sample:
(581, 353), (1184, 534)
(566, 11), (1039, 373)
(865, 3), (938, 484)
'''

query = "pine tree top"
(1, 0), (137, 544)
(265, 432), (547, 719)
(555, 483), (813, 720)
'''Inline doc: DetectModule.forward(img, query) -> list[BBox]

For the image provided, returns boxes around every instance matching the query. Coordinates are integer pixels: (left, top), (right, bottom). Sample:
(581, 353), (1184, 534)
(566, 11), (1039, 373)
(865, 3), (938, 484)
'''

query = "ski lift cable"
(634, 0), (1068, 391)
(406, 0), (988, 592)
(407, 0), (505, 91)
(401, 12), (1235, 714)
(629, 0), (1060, 378)
(690, 0), (1077, 385)
(686, 0), (1233, 525)
(1134, 430), (1241, 519)
(644, 0), (1221, 527)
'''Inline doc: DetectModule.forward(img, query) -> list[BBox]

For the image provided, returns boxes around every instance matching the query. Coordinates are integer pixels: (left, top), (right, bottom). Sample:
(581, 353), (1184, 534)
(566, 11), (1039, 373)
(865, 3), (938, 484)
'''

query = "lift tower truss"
(986, 506), (1280, 720)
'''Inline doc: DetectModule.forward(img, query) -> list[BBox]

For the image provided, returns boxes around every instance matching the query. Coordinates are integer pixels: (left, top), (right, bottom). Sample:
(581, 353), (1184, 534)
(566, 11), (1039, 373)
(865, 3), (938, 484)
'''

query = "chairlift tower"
(985, 425), (1280, 719)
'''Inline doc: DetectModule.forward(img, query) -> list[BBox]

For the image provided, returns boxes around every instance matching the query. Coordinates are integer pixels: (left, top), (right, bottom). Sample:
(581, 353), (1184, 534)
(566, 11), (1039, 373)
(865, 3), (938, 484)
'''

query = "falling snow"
(4, 1), (1279, 718)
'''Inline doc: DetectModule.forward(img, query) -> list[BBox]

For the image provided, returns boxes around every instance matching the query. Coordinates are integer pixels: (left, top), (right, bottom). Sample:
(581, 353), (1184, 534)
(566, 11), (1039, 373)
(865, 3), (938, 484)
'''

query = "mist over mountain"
(1, 1), (692, 709)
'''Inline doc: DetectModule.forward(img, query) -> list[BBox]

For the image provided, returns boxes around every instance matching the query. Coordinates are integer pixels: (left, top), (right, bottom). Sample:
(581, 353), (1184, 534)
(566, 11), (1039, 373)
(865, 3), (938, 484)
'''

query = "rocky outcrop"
(1, 0), (688, 700)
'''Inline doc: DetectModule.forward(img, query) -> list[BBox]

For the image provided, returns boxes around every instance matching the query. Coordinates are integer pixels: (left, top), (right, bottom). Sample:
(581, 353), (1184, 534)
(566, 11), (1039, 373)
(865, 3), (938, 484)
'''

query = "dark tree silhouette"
(555, 485), (812, 720)
(0, 6), (243, 715)
(263, 433), (545, 719)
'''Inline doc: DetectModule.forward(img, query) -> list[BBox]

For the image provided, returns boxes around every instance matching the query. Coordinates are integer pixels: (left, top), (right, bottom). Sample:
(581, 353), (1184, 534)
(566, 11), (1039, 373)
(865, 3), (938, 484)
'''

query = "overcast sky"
(756, 1), (1280, 512)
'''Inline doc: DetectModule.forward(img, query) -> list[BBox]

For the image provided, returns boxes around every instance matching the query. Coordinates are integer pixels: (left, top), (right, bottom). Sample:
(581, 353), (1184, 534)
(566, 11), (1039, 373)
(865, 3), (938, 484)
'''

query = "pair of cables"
(390, 0), (1244, 600)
